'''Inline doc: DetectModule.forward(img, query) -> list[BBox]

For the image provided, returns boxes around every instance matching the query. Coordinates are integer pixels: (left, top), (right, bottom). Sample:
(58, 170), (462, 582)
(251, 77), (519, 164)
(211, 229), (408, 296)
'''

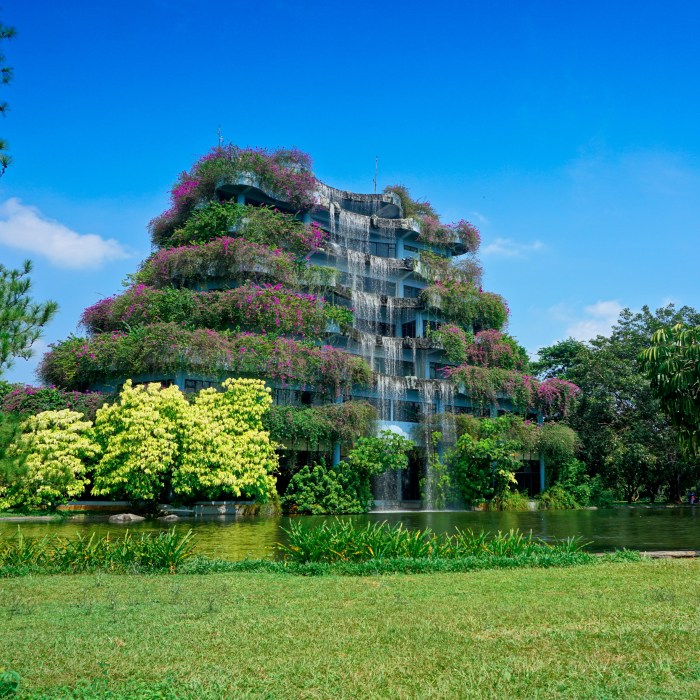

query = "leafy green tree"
(0, 21), (16, 175)
(282, 430), (413, 514)
(448, 417), (521, 505)
(0, 260), (58, 374)
(535, 304), (700, 502)
(92, 381), (189, 505)
(0, 409), (98, 510)
(175, 378), (278, 502)
(641, 324), (700, 456)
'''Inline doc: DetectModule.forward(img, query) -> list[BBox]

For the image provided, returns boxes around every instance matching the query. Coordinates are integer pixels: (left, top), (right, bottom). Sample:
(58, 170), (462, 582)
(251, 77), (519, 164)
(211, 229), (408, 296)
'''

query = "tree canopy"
(0, 260), (58, 375)
(641, 324), (700, 457)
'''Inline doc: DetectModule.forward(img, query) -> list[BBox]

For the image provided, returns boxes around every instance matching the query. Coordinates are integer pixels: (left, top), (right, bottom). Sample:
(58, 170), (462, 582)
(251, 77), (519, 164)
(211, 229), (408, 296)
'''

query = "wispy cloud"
(558, 300), (624, 341)
(481, 237), (544, 258)
(0, 198), (133, 269)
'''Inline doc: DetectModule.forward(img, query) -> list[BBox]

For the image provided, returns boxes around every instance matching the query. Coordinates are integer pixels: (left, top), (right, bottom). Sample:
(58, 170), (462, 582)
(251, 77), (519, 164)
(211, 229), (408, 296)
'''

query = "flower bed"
(136, 237), (300, 288)
(38, 324), (372, 396)
(81, 284), (341, 338)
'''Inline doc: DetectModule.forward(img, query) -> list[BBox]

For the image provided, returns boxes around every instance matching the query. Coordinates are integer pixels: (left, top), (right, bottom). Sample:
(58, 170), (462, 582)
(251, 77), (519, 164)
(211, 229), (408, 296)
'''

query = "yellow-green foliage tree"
(0, 409), (98, 510)
(175, 378), (278, 502)
(91, 378), (278, 506)
(91, 380), (190, 504)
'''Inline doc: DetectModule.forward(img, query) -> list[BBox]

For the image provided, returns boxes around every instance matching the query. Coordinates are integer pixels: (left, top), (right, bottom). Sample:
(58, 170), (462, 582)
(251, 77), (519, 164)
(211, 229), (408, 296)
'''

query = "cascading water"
(381, 337), (404, 377)
(351, 290), (382, 331)
(418, 380), (438, 509)
(338, 210), (370, 252)
(346, 250), (366, 292)
(438, 380), (457, 445)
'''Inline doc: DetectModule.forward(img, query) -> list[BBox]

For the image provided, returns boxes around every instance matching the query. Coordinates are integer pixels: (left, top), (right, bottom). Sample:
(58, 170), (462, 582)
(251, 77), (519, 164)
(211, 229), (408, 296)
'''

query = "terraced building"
(40, 145), (578, 506)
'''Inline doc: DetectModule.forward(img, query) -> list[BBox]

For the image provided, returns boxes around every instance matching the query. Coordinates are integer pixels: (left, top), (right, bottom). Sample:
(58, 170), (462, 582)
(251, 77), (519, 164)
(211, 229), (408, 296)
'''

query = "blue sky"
(2, 0), (700, 383)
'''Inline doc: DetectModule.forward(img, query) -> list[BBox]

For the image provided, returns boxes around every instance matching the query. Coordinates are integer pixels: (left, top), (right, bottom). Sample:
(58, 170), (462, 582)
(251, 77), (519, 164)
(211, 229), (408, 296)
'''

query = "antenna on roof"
(374, 156), (378, 194)
(217, 125), (224, 147)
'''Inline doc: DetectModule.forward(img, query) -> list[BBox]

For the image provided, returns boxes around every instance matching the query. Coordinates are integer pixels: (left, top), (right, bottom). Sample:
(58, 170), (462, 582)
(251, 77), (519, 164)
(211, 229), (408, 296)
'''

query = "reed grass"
(277, 519), (586, 564)
(0, 527), (195, 574)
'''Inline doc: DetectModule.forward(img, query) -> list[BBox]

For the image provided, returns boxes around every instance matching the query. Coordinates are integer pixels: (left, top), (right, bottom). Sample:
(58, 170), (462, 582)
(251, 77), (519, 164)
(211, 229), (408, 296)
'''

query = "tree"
(535, 304), (700, 502)
(0, 409), (98, 510)
(641, 324), (700, 456)
(0, 21), (16, 176)
(0, 260), (58, 374)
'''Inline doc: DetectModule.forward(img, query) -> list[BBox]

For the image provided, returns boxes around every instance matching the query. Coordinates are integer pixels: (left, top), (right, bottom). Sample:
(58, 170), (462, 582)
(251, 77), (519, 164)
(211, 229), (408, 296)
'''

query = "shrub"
(282, 461), (367, 514)
(92, 381), (190, 505)
(0, 384), (108, 420)
(448, 419), (521, 505)
(38, 324), (372, 395)
(175, 378), (278, 502)
(1, 410), (98, 510)
(283, 431), (413, 514)
(135, 237), (300, 289)
(81, 284), (334, 339)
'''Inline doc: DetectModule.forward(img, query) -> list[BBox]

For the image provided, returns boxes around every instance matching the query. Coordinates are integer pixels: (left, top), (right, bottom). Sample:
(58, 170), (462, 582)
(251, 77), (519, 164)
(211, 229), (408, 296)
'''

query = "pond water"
(2, 507), (700, 560)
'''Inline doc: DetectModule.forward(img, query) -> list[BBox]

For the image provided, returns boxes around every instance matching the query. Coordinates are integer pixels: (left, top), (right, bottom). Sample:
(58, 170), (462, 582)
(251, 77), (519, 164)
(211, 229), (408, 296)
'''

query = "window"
(423, 320), (440, 337)
(184, 378), (216, 393)
(429, 362), (448, 379)
(403, 285), (422, 299)
(369, 241), (396, 257)
(402, 320), (417, 338)
(404, 244), (420, 254)
(394, 400), (422, 422)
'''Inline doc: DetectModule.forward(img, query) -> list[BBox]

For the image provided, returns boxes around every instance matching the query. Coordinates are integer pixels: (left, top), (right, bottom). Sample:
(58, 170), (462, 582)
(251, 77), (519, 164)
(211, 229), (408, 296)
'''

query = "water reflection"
(1, 508), (699, 560)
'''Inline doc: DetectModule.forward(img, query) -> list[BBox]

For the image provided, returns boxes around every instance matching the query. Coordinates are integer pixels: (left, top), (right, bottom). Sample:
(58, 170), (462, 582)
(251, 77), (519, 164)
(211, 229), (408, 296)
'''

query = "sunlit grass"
(2, 560), (699, 698)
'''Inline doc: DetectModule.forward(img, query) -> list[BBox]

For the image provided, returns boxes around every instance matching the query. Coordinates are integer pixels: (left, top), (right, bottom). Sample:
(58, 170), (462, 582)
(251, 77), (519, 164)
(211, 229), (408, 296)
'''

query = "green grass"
(2, 560), (700, 698)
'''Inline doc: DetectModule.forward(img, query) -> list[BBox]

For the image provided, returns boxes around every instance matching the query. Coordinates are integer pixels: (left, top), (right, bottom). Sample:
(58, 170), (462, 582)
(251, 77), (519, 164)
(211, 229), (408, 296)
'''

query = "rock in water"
(108, 513), (146, 523)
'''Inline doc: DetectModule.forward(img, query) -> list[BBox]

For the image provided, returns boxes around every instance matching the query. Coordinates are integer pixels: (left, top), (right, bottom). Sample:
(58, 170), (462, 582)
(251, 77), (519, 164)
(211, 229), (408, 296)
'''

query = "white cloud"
(0, 198), (133, 269)
(481, 237), (544, 258)
(563, 300), (623, 341)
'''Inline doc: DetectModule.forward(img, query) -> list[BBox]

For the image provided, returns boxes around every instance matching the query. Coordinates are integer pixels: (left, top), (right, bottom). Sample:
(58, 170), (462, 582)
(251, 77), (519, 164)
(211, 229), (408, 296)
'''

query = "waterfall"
(338, 210), (370, 252)
(418, 380), (438, 509)
(381, 337), (404, 377)
(351, 289), (381, 329)
(376, 374), (407, 420)
(328, 202), (336, 238)
(368, 255), (396, 295)
(348, 329), (377, 371)
(346, 250), (366, 291)
(385, 296), (398, 335)
(438, 380), (457, 444)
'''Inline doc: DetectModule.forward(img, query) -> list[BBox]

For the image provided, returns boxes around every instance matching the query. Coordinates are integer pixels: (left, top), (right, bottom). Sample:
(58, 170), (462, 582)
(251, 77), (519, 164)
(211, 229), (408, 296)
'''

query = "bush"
(282, 461), (367, 514)
(0, 410), (98, 511)
(283, 431), (413, 514)
(0, 384), (107, 420)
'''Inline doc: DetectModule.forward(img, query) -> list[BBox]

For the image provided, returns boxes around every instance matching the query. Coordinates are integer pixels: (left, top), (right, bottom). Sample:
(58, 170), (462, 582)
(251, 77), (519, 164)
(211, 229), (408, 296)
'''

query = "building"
(41, 146), (572, 506)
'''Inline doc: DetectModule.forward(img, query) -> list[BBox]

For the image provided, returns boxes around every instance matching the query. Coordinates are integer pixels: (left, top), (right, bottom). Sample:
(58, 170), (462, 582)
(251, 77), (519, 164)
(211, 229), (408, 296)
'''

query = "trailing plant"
(0, 384), (108, 420)
(383, 184), (438, 219)
(134, 237), (300, 289)
(168, 202), (327, 254)
(149, 144), (317, 245)
(422, 280), (509, 332)
(81, 284), (334, 339)
(264, 401), (376, 449)
(39, 324), (372, 395)
(1, 409), (98, 510)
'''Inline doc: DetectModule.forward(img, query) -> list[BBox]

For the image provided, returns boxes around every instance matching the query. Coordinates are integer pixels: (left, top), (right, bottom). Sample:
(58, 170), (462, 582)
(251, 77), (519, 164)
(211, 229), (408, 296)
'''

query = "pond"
(2, 507), (700, 560)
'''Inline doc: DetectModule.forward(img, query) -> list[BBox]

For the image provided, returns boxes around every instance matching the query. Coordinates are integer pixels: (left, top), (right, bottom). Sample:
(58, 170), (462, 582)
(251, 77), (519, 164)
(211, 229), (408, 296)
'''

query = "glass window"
(403, 285), (422, 299)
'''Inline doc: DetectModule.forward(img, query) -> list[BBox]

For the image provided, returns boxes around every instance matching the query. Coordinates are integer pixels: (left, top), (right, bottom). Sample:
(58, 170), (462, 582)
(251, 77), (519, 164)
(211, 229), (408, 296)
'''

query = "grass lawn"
(2, 560), (700, 699)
